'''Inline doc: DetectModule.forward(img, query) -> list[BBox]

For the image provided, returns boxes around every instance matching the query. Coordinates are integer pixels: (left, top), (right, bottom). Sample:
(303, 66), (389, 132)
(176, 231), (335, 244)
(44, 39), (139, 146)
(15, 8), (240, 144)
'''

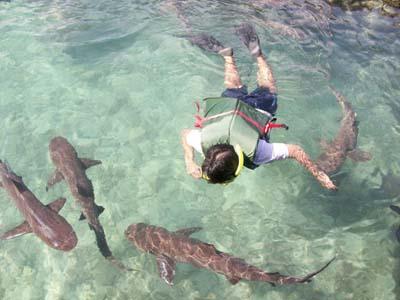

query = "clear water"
(0, 0), (399, 299)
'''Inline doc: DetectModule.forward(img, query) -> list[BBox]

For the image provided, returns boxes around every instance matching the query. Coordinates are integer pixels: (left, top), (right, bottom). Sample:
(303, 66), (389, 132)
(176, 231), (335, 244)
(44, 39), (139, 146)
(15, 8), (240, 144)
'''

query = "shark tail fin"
(91, 225), (135, 272)
(328, 85), (350, 113)
(295, 256), (336, 283)
(265, 256), (336, 285)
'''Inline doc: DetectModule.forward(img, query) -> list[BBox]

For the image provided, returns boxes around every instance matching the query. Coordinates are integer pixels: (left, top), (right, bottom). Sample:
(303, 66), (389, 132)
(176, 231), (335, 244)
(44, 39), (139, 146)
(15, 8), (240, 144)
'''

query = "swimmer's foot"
(235, 23), (262, 57)
(187, 33), (232, 56)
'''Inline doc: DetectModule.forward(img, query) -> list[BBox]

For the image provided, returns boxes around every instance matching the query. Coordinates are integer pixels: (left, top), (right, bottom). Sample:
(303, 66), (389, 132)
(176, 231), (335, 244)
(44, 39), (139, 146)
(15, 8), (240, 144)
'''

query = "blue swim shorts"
(221, 85), (278, 115)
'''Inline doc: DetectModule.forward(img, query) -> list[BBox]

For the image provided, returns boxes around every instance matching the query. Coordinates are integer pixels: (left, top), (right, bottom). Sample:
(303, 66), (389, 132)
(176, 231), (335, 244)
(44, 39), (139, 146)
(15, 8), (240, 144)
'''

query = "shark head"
(125, 223), (149, 250)
(125, 223), (147, 238)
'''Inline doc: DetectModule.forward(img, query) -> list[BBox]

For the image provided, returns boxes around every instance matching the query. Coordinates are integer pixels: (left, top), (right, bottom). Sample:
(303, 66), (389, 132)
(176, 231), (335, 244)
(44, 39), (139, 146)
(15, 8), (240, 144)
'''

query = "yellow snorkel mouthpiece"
(234, 144), (244, 177)
(202, 173), (210, 181)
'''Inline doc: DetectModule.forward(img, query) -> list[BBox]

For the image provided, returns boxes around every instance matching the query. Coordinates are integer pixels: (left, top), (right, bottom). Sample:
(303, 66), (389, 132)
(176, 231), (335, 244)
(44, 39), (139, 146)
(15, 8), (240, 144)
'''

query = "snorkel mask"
(202, 144), (244, 184)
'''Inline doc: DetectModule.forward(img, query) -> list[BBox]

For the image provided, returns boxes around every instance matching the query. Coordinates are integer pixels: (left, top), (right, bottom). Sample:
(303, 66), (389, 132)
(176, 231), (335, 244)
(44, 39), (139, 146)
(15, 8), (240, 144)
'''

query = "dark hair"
(201, 144), (239, 184)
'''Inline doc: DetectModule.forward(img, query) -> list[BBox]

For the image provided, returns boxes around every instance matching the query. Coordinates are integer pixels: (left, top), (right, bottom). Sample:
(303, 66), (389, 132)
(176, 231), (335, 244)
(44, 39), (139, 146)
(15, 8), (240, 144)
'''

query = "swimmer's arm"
(287, 144), (337, 190)
(181, 129), (202, 179)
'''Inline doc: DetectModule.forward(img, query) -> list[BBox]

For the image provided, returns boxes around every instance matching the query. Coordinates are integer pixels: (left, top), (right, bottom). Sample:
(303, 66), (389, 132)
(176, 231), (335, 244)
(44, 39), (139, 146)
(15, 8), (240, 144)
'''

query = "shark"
(46, 136), (128, 270)
(390, 205), (400, 242)
(125, 223), (335, 286)
(0, 160), (77, 251)
(315, 86), (372, 175)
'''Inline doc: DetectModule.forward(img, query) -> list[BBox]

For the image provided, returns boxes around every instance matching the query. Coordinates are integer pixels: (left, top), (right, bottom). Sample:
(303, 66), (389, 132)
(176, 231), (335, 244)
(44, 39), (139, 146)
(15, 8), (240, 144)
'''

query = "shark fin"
(226, 275), (241, 285)
(0, 221), (32, 240)
(273, 256), (336, 285)
(394, 225), (400, 243)
(79, 204), (104, 221)
(371, 167), (382, 177)
(156, 255), (176, 286)
(80, 158), (102, 169)
(1, 197), (68, 240)
(46, 170), (64, 191)
(47, 197), (67, 213)
(390, 205), (400, 215)
(347, 149), (372, 162)
(95, 205), (105, 216)
(296, 256), (336, 283)
(174, 227), (202, 237)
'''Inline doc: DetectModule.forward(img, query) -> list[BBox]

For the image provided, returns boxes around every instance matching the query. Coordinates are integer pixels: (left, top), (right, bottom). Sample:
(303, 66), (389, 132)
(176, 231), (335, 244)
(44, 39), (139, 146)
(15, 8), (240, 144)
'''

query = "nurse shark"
(46, 136), (129, 270)
(125, 223), (335, 286)
(315, 86), (372, 175)
(0, 160), (77, 251)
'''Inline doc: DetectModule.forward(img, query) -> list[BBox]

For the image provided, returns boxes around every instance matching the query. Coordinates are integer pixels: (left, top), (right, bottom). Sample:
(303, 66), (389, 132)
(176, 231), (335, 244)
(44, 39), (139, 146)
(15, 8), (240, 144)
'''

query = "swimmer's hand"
(287, 144), (338, 191)
(187, 162), (202, 179)
(181, 129), (202, 179)
(317, 171), (337, 191)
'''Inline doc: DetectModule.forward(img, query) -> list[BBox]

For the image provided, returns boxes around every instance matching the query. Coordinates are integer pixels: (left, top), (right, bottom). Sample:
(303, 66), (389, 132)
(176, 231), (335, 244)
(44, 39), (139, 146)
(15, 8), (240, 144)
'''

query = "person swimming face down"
(201, 144), (244, 184)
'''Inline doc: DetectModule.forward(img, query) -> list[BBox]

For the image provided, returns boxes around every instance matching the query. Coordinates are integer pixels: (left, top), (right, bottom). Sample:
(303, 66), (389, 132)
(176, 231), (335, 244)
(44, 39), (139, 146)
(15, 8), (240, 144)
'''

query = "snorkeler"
(181, 23), (336, 190)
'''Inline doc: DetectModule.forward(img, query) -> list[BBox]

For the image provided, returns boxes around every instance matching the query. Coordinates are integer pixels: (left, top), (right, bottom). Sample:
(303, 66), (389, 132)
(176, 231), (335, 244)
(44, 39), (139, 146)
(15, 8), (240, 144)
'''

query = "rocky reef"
(328, 0), (400, 16)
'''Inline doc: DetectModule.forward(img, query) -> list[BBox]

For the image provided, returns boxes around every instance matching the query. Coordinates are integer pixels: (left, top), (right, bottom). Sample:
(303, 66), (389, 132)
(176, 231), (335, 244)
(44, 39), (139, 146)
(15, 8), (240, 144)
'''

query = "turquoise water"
(0, 0), (399, 299)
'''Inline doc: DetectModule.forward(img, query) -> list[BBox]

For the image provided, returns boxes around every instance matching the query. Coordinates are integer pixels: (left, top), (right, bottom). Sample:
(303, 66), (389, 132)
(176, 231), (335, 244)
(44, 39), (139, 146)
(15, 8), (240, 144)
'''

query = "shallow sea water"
(0, 0), (399, 299)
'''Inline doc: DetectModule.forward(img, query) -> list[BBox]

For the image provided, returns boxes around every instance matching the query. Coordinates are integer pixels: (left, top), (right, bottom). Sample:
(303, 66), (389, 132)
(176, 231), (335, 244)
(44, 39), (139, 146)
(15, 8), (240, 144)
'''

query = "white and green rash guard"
(186, 129), (288, 165)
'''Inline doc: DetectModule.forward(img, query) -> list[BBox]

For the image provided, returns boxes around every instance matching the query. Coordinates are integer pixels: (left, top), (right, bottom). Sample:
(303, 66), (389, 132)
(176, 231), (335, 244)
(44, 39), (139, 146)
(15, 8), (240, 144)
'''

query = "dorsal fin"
(174, 227), (202, 237)
(47, 197), (67, 213)
(80, 158), (102, 170)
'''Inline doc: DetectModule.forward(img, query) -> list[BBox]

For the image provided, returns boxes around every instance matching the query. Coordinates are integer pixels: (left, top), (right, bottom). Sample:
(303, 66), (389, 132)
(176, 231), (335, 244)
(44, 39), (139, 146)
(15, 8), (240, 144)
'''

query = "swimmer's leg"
(236, 23), (276, 93)
(223, 53), (243, 89)
(256, 54), (277, 93)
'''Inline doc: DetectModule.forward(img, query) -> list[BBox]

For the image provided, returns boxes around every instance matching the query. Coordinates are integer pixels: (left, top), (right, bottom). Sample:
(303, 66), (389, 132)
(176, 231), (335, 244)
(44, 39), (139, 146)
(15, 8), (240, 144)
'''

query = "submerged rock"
(328, 0), (400, 10)
(383, 0), (400, 8)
